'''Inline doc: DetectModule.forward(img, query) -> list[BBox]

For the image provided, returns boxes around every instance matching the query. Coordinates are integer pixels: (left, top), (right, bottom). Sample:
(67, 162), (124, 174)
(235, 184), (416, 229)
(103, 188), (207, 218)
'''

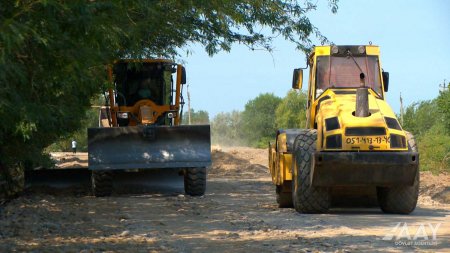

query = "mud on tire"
(91, 170), (113, 197)
(377, 131), (419, 214)
(184, 167), (206, 196)
(292, 129), (330, 213)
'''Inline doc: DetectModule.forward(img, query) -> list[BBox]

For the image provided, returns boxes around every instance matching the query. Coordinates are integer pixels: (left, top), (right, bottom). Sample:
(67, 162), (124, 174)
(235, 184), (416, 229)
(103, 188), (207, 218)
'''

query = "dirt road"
(1, 148), (449, 252)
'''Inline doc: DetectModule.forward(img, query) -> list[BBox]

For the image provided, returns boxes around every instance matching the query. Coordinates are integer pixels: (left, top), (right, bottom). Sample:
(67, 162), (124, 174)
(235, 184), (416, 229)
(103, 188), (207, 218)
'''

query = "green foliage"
(46, 107), (99, 153)
(0, 0), (337, 171)
(211, 90), (307, 148)
(241, 93), (282, 148)
(182, 109), (210, 125)
(211, 111), (244, 146)
(403, 100), (440, 139)
(275, 90), (308, 129)
(437, 89), (450, 134)
(402, 93), (450, 174)
(417, 122), (450, 173)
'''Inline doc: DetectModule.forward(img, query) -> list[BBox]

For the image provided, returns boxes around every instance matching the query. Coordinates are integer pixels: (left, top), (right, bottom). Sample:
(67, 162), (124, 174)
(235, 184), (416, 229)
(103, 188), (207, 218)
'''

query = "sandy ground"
(0, 148), (449, 252)
(49, 152), (89, 169)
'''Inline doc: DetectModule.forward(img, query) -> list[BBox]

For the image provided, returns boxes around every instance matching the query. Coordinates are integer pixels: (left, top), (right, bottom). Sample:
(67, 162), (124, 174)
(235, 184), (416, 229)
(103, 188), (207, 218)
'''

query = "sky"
(182, 0), (450, 118)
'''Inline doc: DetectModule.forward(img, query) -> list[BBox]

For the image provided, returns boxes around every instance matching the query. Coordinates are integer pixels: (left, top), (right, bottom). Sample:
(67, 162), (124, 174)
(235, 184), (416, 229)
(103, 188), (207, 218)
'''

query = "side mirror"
(181, 66), (187, 85)
(382, 71), (389, 92)
(292, 68), (303, 89)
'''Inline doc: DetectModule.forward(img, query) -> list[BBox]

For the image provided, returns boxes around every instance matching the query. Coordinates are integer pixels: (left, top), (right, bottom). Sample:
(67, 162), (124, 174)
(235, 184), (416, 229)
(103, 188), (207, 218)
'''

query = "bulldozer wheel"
(184, 167), (206, 196)
(91, 171), (113, 197)
(276, 185), (293, 208)
(377, 131), (419, 214)
(292, 129), (330, 213)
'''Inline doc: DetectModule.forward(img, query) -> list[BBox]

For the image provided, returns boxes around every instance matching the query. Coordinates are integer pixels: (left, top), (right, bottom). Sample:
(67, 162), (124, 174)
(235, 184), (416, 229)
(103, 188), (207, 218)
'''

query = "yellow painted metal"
(268, 44), (409, 192)
(314, 89), (407, 151)
(174, 64), (183, 125)
(283, 154), (293, 181)
(268, 133), (293, 186)
(277, 133), (288, 153)
(314, 46), (331, 56)
(269, 153), (293, 185)
(365, 46), (380, 55)
(304, 45), (407, 151)
(106, 59), (183, 127)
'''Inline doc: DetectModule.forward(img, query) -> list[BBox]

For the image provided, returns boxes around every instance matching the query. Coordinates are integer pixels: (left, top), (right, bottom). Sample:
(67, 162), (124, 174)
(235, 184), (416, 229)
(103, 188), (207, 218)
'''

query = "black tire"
(184, 167), (206, 196)
(292, 129), (330, 213)
(91, 170), (113, 197)
(276, 184), (293, 208)
(377, 131), (419, 214)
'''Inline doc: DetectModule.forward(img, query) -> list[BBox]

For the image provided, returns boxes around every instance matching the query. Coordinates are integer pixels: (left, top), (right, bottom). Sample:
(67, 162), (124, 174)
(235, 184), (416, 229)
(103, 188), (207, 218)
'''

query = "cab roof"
(312, 45), (380, 57)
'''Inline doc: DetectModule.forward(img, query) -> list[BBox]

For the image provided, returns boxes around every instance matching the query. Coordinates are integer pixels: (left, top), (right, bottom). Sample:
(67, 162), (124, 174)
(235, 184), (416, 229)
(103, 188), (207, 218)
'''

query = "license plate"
(345, 136), (390, 145)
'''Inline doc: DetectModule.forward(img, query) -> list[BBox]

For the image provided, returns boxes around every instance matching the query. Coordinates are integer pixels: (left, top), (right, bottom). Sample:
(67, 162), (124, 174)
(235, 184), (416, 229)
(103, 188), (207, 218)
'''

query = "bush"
(241, 93), (282, 148)
(211, 111), (244, 146)
(403, 90), (450, 174)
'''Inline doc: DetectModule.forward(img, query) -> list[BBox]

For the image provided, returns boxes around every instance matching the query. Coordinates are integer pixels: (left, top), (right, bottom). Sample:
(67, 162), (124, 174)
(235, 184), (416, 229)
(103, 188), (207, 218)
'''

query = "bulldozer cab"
(89, 59), (211, 178)
(106, 59), (185, 127)
(113, 62), (172, 107)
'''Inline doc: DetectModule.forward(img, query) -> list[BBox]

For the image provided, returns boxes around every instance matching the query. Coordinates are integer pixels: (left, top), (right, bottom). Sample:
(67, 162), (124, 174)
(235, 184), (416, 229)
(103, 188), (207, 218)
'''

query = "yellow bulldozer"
(88, 59), (211, 197)
(269, 45), (419, 214)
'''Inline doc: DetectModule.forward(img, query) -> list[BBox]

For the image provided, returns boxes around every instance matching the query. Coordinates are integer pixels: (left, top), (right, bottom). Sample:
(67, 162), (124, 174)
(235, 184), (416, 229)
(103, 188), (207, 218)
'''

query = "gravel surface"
(0, 147), (449, 252)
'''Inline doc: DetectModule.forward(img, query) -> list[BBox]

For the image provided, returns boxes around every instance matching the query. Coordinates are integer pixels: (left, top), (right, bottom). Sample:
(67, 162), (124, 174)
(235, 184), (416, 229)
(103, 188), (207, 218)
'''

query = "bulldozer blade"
(88, 125), (211, 170)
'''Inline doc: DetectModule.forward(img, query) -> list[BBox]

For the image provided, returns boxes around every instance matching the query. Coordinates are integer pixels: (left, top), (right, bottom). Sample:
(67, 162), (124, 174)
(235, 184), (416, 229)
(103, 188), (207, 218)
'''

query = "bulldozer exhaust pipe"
(355, 87), (369, 117)
(355, 72), (369, 117)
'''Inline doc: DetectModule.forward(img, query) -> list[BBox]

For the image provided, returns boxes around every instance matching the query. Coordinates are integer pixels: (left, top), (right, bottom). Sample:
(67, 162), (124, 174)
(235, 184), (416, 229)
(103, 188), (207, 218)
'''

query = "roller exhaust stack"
(355, 73), (369, 117)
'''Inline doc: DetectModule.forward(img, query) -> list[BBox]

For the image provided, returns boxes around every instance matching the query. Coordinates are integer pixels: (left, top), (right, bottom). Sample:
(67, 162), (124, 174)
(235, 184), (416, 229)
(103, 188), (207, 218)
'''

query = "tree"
(0, 0), (338, 196)
(402, 100), (440, 139)
(46, 106), (99, 153)
(437, 89), (450, 134)
(418, 123), (450, 173)
(211, 110), (244, 146)
(241, 93), (282, 147)
(402, 95), (449, 174)
(182, 109), (210, 125)
(275, 90), (308, 129)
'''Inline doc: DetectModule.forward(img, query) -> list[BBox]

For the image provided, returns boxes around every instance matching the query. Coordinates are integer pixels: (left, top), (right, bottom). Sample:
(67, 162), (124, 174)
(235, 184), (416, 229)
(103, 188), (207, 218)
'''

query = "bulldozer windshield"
(113, 62), (173, 106)
(315, 55), (382, 97)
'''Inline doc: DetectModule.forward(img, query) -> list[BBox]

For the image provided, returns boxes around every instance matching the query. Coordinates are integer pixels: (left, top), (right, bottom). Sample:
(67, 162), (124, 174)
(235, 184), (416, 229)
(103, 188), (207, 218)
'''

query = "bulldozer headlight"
(390, 134), (406, 148)
(117, 112), (129, 119)
(326, 134), (342, 149)
(167, 112), (174, 119)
